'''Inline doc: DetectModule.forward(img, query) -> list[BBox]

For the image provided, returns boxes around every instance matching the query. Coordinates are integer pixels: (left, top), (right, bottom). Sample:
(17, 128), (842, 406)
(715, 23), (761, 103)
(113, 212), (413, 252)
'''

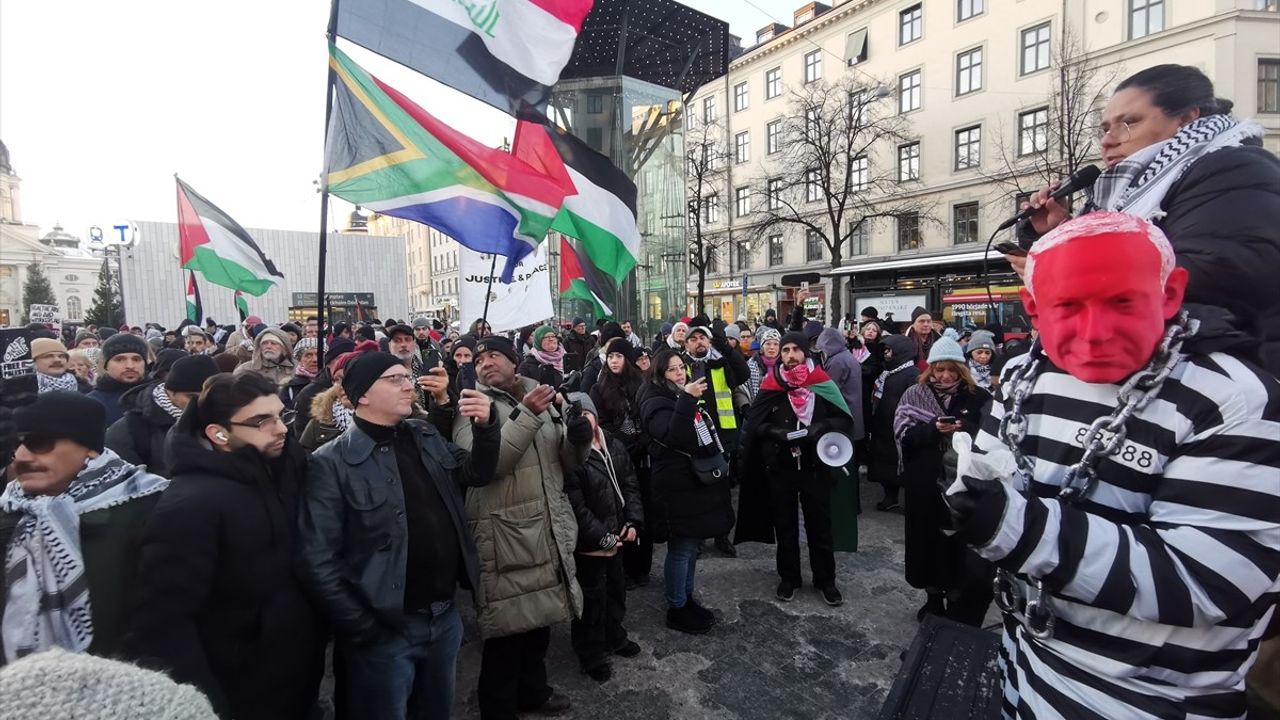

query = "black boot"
(714, 535), (737, 558)
(666, 603), (713, 635)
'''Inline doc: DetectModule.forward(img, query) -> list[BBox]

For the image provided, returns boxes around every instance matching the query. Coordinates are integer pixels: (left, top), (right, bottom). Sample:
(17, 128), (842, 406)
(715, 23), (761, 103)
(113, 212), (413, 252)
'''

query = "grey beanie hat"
(567, 391), (597, 418)
(0, 648), (217, 720)
(967, 329), (996, 354)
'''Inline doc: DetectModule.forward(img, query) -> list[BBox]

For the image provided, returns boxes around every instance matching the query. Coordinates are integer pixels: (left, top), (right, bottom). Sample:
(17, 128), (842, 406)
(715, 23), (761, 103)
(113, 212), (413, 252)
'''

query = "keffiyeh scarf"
(152, 383), (182, 419)
(36, 372), (78, 394)
(1, 450), (168, 662)
(968, 359), (993, 390)
(1088, 115), (1264, 221)
(331, 400), (354, 432)
(777, 360), (817, 427)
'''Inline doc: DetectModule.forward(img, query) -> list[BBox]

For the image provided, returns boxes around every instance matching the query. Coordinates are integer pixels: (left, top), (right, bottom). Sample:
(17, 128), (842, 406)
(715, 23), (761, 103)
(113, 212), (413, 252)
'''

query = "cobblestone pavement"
(448, 480), (964, 720)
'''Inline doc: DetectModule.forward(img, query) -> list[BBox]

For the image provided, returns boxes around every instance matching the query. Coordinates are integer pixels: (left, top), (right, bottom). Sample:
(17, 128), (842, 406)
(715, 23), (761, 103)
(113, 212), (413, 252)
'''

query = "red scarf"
(760, 360), (836, 427)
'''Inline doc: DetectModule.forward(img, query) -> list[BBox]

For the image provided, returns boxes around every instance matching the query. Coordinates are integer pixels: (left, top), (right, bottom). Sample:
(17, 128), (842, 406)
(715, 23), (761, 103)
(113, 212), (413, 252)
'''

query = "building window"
(734, 82), (749, 112)
(897, 212), (922, 250)
(767, 178), (783, 210)
(1018, 107), (1049, 156)
(735, 241), (752, 272)
(1130, 0), (1164, 39)
(586, 127), (604, 151)
(703, 95), (717, 123)
(804, 50), (823, 84)
(735, 186), (752, 217)
(1258, 0), (1278, 10)
(686, 102), (698, 131)
(852, 155), (869, 190)
(958, 0), (984, 21)
(899, 69), (921, 113)
(767, 120), (782, 154)
(1013, 191), (1032, 216)
(806, 230), (824, 262)
(804, 106), (820, 138)
(956, 47), (982, 96)
(735, 131), (751, 164)
(64, 295), (82, 320)
(702, 195), (721, 224)
(1021, 22), (1051, 75)
(846, 29), (869, 65)
(587, 94), (604, 114)
(766, 67), (782, 99)
(955, 125), (981, 170)
(1259, 60), (1280, 113)
(769, 234), (785, 266)
(806, 169), (822, 202)
(899, 3), (923, 45)
(849, 221), (870, 255)
(953, 202), (980, 244)
(898, 142), (920, 181)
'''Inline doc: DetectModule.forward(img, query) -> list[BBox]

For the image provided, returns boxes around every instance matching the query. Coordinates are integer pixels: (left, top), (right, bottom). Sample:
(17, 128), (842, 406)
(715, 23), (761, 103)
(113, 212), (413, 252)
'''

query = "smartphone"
(994, 241), (1027, 257)
(937, 415), (957, 424)
(458, 363), (477, 391)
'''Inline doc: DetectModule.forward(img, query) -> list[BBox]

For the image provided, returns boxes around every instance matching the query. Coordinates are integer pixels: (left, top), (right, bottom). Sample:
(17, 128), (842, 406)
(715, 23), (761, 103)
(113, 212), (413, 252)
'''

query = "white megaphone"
(816, 431), (854, 467)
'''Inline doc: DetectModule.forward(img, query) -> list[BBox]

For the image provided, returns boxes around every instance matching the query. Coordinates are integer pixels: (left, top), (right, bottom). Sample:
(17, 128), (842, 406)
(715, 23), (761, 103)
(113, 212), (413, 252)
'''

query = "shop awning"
(691, 284), (775, 297)
(825, 249), (991, 277)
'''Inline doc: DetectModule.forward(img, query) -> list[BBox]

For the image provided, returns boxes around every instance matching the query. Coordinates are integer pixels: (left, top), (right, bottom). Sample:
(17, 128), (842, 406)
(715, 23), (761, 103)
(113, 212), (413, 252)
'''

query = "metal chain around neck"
(998, 311), (1198, 504)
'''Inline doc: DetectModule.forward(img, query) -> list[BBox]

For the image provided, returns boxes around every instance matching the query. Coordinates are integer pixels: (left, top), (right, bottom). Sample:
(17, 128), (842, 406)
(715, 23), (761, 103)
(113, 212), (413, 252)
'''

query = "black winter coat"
(564, 332), (595, 372)
(87, 374), (146, 426)
(128, 418), (325, 720)
(289, 370), (332, 437)
(104, 382), (178, 477)
(869, 361), (917, 472)
(638, 382), (734, 542)
(897, 383), (989, 591)
(279, 373), (311, 411)
(517, 355), (564, 389)
(565, 433), (644, 554)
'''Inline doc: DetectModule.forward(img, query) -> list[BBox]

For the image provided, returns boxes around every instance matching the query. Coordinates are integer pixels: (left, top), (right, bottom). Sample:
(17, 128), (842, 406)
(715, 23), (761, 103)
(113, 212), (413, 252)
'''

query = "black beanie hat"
(474, 335), (518, 366)
(324, 337), (356, 366)
(911, 306), (932, 322)
(452, 334), (479, 356)
(150, 348), (187, 381)
(342, 352), (404, 405)
(779, 331), (810, 357)
(861, 306), (879, 319)
(15, 391), (107, 452)
(102, 332), (149, 362)
(165, 355), (220, 393)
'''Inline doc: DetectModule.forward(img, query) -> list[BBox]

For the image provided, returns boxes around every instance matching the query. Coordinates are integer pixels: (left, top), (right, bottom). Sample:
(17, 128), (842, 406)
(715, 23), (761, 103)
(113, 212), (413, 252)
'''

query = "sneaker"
(584, 663), (612, 683)
(714, 536), (738, 558)
(613, 640), (641, 658)
(776, 580), (798, 602)
(666, 604), (713, 635)
(686, 597), (717, 626)
(529, 692), (572, 716)
(818, 585), (844, 607)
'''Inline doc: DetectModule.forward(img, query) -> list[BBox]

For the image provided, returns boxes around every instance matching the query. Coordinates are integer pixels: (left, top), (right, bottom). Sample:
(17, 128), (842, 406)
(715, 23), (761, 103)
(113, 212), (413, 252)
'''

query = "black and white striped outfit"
(972, 350), (1280, 720)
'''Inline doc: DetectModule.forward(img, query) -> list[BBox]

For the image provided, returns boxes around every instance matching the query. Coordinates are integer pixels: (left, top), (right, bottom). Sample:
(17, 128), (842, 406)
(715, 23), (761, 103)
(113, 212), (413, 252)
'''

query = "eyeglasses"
(377, 374), (415, 387)
(228, 411), (293, 431)
(1096, 120), (1136, 142)
(18, 434), (57, 454)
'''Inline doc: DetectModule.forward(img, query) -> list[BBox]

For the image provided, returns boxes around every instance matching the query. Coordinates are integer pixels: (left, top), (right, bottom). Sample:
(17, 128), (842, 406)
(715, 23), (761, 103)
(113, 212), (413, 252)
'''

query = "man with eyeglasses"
(1, 391), (168, 666)
(301, 352), (499, 720)
(127, 371), (325, 720)
(104, 354), (219, 477)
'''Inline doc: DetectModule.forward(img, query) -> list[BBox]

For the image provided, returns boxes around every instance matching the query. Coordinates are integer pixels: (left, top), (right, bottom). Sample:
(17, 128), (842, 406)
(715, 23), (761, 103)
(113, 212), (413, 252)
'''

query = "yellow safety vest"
(687, 364), (738, 431)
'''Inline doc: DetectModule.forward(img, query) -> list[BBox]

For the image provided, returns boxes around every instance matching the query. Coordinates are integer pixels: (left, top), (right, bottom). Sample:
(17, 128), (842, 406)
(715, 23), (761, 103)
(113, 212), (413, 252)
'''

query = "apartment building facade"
(686, 0), (1280, 330)
(367, 212), (461, 321)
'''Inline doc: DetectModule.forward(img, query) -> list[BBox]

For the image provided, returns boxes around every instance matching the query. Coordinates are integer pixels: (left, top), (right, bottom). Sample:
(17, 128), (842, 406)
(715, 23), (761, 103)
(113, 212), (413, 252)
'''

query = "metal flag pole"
(479, 253), (498, 330)
(316, 0), (340, 360)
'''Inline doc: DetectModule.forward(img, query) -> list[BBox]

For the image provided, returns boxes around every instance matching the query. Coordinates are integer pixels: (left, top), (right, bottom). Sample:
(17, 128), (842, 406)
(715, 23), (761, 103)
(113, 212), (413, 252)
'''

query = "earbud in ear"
(216, 433), (228, 442)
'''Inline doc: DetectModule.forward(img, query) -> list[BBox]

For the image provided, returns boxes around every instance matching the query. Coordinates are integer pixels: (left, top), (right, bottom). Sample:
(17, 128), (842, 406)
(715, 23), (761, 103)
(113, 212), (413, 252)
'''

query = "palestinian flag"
(177, 177), (283, 296)
(512, 120), (640, 283)
(234, 290), (249, 322)
(559, 235), (613, 318)
(759, 362), (852, 418)
(185, 271), (203, 324)
(324, 44), (567, 282)
(334, 0), (594, 118)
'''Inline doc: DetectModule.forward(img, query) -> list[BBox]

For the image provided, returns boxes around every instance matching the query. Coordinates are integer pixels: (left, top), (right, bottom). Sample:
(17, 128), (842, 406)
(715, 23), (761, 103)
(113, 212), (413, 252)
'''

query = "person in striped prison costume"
(946, 212), (1280, 720)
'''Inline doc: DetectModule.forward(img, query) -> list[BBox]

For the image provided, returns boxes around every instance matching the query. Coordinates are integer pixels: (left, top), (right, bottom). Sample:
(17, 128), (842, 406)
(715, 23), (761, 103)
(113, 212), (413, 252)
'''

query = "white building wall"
(123, 221), (409, 327)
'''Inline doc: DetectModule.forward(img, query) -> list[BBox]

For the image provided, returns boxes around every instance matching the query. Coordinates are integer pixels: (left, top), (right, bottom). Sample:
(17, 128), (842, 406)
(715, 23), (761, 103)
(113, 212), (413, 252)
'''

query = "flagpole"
(316, 0), (340, 360)
(479, 253), (498, 329)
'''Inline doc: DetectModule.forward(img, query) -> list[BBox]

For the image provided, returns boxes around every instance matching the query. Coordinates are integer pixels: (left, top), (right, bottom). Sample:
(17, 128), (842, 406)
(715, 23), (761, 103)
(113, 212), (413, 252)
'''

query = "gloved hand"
(944, 475), (1008, 547)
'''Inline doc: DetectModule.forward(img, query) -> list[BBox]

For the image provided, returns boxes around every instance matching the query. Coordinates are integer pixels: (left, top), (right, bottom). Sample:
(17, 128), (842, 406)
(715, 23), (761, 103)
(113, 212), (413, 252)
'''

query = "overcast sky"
(0, 0), (798, 240)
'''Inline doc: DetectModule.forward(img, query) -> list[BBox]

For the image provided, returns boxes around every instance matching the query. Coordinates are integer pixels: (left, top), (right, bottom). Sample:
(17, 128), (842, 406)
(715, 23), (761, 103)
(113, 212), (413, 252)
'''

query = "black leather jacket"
(299, 414), (499, 645)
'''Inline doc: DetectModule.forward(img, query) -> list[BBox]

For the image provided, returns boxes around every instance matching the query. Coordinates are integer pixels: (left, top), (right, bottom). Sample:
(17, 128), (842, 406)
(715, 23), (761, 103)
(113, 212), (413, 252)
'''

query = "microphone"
(995, 165), (1102, 232)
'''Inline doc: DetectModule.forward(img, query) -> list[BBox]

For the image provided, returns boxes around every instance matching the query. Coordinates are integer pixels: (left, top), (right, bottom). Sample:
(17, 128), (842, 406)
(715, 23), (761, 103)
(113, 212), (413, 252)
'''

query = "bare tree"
(684, 118), (734, 315)
(745, 75), (936, 323)
(983, 25), (1120, 201)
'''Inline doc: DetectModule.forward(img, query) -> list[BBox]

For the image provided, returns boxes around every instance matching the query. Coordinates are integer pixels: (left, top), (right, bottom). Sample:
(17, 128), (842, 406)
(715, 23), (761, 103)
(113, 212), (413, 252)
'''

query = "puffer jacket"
(104, 382), (181, 476)
(234, 328), (295, 387)
(565, 432), (643, 555)
(452, 376), (588, 638)
(816, 328), (865, 441)
(299, 385), (347, 453)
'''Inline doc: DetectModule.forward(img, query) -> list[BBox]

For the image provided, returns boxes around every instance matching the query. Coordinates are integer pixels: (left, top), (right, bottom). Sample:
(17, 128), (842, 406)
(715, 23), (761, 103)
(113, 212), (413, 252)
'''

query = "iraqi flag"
(335, 0), (593, 118)
(324, 44), (567, 282)
(512, 120), (640, 284)
(185, 271), (203, 324)
(176, 177), (283, 296)
(559, 235), (613, 319)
